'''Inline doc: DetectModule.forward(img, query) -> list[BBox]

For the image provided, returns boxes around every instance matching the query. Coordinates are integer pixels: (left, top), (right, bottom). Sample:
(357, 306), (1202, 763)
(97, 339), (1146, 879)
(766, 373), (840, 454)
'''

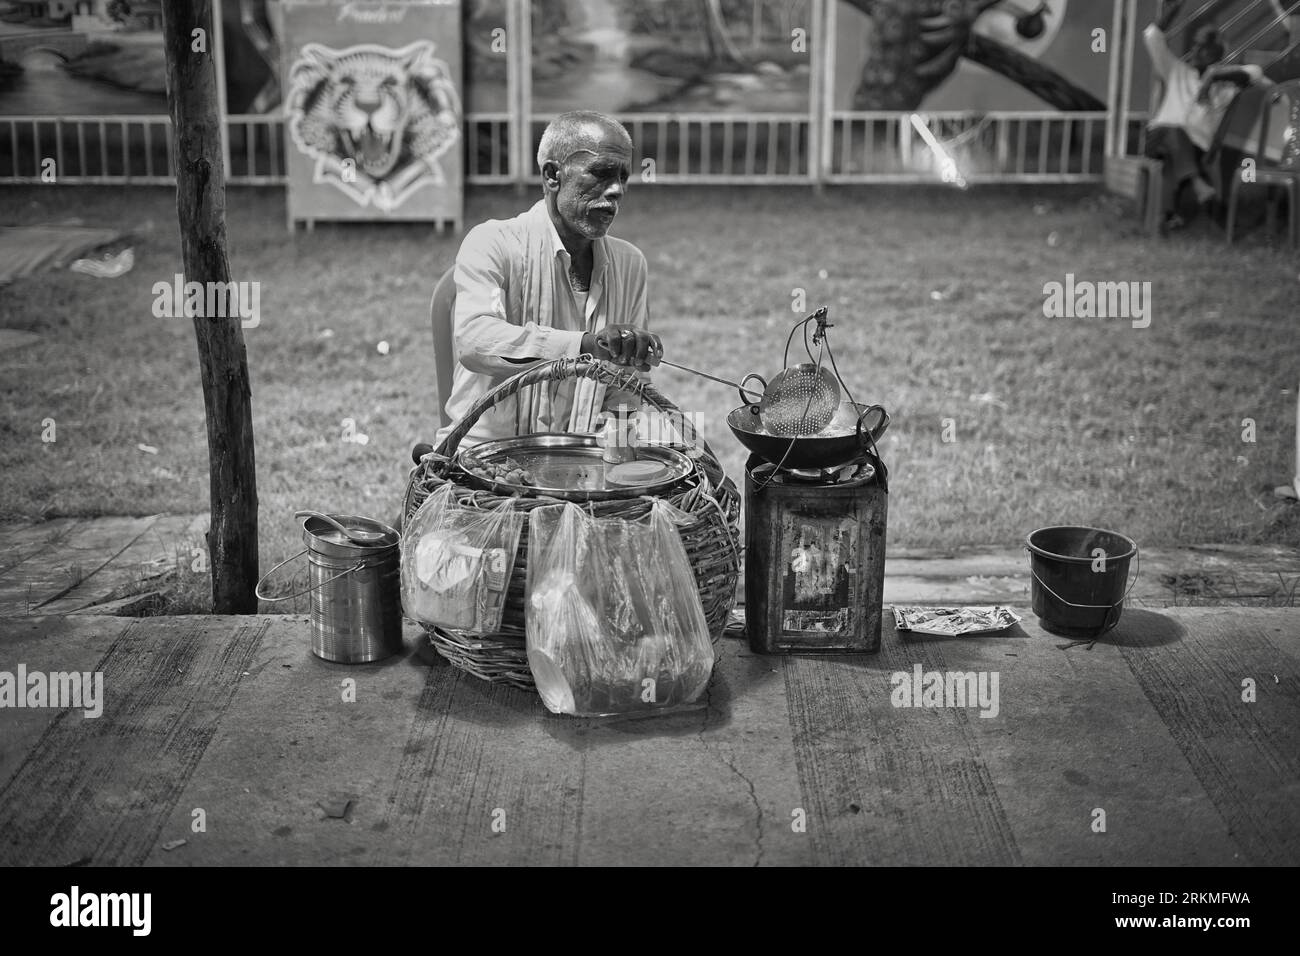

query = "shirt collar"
(532, 199), (608, 278)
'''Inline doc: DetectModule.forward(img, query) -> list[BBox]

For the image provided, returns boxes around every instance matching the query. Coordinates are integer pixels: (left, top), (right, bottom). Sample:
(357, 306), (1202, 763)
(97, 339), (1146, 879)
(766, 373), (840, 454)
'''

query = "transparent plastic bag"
(400, 483), (523, 634)
(525, 499), (715, 716)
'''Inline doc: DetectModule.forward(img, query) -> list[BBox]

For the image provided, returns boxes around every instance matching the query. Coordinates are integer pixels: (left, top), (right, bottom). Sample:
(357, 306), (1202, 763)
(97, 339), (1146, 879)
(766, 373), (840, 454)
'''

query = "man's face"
(548, 128), (633, 242)
(1191, 27), (1223, 70)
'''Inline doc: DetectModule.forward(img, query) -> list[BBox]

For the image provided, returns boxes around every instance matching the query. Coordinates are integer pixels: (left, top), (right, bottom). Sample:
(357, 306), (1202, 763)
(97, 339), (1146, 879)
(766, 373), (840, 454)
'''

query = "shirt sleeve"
(451, 224), (585, 376)
(1143, 24), (1178, 80)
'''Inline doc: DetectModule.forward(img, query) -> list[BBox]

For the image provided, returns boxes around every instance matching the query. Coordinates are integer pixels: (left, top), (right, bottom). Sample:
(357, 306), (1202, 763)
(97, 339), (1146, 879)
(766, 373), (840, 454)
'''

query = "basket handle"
(255, 548), (365, 603)
(434, 355), (707, 463)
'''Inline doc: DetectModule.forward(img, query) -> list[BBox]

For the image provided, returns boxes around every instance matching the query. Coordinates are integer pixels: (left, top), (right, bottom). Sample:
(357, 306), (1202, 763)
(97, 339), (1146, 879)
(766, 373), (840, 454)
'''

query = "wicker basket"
(402, 357), (742, 689)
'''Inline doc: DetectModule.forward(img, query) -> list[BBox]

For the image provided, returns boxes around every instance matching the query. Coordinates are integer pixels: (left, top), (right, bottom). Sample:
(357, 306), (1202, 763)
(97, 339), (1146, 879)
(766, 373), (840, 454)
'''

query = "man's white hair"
(536, 110), (633, 173)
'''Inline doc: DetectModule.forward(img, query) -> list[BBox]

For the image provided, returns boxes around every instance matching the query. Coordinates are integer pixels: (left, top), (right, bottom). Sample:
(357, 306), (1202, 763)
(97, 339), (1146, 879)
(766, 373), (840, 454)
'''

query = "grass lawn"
(1, 182), (1297, 612)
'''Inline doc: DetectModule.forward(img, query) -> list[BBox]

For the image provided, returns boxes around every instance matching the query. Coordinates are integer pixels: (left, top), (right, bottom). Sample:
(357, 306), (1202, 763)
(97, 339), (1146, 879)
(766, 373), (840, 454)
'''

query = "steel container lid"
(300, 513), (399, 559)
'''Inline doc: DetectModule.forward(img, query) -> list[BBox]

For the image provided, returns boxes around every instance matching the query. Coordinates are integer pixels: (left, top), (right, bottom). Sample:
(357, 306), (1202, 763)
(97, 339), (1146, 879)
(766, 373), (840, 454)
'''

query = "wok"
(727, 401), (890, 470)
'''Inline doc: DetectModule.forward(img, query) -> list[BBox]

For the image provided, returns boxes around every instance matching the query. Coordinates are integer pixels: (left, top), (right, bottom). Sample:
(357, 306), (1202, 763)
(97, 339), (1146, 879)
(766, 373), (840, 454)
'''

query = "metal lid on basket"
(456, 434), (694, 502)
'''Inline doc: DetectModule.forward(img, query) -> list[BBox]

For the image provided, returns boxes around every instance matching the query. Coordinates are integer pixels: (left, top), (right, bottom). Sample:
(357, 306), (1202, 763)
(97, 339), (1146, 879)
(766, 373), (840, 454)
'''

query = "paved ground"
(1, 516), (1296, 865)
(0, 608), (1297, 866)
(2, 514), (1298, 617)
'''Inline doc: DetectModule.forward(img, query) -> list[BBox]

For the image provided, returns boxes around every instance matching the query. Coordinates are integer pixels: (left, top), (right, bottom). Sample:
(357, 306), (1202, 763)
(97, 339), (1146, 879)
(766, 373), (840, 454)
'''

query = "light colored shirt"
(436, 200), (651, 448)
(1144, 24), (1261, 151)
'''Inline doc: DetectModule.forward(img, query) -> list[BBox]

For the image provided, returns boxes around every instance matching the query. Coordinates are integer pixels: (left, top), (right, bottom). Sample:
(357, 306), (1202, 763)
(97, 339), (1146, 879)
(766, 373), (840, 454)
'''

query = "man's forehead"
(562, 148), (632, 174)
(568, 125), (632, 158)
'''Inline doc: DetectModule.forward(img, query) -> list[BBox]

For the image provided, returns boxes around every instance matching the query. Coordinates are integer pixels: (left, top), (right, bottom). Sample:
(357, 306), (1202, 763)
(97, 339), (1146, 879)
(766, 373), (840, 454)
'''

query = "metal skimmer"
(657, 308), (843, 437)
(758, 362), (841, 436)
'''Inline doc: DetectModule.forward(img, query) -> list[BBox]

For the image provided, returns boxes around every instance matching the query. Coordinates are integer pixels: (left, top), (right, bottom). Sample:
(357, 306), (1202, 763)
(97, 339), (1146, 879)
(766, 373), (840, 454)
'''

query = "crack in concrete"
(720, 744), (765, 868)
(696, 660), (766, 866)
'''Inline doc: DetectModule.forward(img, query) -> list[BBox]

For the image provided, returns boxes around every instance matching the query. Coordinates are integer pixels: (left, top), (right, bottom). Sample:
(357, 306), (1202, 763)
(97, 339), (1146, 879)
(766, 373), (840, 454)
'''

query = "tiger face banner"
(281, 0), (463, 227)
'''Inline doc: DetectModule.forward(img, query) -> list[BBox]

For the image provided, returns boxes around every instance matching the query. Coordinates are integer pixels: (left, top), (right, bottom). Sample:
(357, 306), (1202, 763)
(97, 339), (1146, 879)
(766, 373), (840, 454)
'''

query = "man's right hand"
(581, 326), (662, 372)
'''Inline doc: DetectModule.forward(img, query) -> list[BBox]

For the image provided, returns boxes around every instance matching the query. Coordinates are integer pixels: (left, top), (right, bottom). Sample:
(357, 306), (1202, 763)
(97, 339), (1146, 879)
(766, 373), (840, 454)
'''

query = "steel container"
(258, 513), (403, 663)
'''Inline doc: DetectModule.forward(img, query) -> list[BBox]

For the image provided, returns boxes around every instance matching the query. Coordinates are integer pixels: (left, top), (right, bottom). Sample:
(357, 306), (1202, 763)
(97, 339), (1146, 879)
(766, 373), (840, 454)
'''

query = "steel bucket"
(257, 513), (403, 663)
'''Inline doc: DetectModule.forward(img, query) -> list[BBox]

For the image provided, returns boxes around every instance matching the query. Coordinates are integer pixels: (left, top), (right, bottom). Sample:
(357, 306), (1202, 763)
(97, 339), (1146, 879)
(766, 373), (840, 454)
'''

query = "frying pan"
(727, 401), (890, 470)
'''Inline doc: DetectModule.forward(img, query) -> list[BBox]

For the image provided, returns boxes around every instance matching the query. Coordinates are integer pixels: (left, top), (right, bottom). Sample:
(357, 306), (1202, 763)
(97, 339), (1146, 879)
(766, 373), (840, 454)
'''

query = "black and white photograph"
(0, 0), (1297, 901)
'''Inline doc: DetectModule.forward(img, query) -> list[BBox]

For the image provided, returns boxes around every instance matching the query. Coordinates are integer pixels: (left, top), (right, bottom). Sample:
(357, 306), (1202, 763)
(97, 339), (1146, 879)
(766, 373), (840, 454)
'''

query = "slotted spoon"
(656, 360), (841, 437)
(754, 363), (841, 436)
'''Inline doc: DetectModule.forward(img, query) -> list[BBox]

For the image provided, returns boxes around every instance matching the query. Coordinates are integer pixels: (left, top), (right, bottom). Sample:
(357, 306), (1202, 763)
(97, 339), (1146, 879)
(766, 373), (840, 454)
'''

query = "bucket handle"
(254, 548), (366, 603)
(1025, 546), (1140, 629)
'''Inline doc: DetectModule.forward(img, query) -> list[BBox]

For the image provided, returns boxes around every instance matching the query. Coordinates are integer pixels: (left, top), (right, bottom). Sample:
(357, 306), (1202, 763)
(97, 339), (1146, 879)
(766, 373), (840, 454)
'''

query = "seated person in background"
(1143, 0), (1269, 230)
(435, 110), (661, 449)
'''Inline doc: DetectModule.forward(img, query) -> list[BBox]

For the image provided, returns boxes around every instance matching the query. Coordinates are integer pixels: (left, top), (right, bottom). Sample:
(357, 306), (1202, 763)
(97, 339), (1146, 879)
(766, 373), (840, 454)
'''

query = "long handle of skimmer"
(657, 359), (764, 404)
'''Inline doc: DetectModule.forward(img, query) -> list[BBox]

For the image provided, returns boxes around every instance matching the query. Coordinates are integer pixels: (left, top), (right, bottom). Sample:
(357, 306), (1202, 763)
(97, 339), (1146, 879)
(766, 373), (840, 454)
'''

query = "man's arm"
(1201, 64), (1269, 87)
(1143, 24), (1180, 80)
(1144, 0), (1184, 79)
(451, 225), (584, 376)
(1196, 63), (1271, 103)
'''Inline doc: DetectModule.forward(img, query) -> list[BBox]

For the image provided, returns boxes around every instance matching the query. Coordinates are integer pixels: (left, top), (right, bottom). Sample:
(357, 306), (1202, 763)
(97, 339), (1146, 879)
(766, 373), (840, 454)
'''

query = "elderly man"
(1143, 0), (1268, 231)
(435, 110), (661, 448)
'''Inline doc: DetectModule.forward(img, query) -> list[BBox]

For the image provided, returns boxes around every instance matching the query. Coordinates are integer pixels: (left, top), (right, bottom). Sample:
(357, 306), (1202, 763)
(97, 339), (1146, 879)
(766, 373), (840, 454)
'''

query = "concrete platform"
(3, 511), (1297, 617)
(1, 609), (1297, 866)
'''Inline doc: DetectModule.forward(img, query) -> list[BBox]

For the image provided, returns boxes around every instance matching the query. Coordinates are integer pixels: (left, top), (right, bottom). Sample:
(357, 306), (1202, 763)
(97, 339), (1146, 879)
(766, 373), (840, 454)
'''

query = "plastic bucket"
(1025, 526), (1139, 638)
(256, 513), (403, 663)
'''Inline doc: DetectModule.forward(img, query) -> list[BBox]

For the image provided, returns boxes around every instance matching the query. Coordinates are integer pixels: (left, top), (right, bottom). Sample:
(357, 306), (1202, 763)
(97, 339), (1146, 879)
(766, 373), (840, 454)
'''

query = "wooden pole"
(162, 0), (260, 613)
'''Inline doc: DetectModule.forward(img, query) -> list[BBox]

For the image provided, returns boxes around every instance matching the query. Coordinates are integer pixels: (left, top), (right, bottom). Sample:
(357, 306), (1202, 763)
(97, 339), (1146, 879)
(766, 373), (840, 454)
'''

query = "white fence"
(0, 112), (517, 184)
(0, 110), (1148, 187)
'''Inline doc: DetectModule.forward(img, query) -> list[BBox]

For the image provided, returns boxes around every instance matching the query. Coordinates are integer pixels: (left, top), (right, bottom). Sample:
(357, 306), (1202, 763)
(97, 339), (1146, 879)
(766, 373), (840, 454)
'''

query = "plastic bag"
(525, 499), (715, 716)
(400, 483), (523, 634)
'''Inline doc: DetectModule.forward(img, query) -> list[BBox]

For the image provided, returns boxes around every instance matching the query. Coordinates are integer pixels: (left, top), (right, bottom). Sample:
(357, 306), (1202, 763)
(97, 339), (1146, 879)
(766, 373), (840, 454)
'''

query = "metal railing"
(2, 114), (174, 184)
(0, 112), (516, 184)
(827, 111), (1117, 182)
(466, 112), (512, 183)
(536, 113), (812, 183)
(0, 109), (1150, 188)
(0, 0), (1267, 190)
(227, 113), (281, 183)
